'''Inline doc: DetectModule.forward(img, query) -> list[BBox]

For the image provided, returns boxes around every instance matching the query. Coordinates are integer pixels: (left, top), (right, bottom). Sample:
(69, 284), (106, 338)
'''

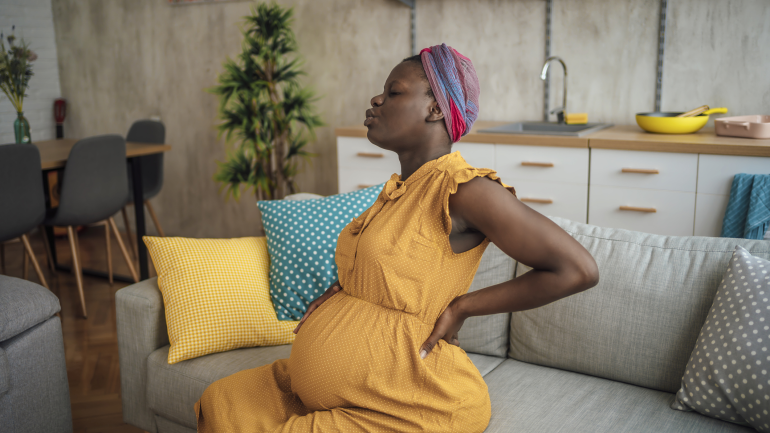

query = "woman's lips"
(364, 109), (376, 127)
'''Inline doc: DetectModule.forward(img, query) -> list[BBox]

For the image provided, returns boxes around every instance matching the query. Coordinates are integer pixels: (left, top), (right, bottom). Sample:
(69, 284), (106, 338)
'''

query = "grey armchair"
(0, 275), (72, 433)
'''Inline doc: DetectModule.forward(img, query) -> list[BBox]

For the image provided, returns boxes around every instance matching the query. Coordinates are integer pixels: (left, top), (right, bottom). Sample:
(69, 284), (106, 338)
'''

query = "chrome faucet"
(541, 56), (567, 124)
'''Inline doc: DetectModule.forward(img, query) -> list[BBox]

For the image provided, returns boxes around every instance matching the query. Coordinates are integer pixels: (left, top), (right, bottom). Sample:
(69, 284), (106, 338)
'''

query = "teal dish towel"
(721, 173), (770, 239)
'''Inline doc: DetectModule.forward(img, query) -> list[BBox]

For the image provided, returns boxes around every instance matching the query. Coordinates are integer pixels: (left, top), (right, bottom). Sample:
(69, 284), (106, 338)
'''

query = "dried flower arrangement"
(0, 26), (37, 143)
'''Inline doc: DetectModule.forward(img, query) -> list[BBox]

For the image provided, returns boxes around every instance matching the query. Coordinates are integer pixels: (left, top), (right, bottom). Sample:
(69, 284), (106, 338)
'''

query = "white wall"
(0, 0), (62, 144)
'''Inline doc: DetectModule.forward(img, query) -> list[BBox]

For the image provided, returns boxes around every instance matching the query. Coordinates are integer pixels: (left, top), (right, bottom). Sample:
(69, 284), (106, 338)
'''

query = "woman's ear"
(426, 101), (444, 123)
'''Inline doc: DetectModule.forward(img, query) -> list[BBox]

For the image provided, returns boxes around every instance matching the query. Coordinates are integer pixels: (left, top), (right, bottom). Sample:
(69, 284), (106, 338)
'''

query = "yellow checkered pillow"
(143, 236), (297, 364)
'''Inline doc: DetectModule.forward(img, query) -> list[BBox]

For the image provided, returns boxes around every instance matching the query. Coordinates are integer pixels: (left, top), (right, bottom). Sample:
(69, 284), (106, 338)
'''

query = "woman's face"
(365, 61), (444, 151)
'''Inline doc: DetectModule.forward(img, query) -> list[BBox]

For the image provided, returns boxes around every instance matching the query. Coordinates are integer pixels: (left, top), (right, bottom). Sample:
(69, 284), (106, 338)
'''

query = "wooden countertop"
(588, 125), (770, 157)
(336, 122), (770, 157)
(336, 120), (590, 148)
(34, 139), (172, 170)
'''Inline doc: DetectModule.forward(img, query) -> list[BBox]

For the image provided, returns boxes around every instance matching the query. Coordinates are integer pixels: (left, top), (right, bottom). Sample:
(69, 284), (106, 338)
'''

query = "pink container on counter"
(715, 115), (770, 139)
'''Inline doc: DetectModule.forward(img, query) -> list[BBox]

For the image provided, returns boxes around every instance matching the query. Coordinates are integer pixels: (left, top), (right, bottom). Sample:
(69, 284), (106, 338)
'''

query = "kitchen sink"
(478, 122), (613, 137)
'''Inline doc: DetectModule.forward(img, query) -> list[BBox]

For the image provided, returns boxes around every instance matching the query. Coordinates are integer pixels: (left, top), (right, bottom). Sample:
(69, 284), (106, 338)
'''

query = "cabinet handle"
(521, 161), (554, 167)
(621, 168), (659, 174)
(356, 152), (384, 158)
(357, 184), (374, 189)
(520, 197), (553, 204)
(619, 205), (657, 213)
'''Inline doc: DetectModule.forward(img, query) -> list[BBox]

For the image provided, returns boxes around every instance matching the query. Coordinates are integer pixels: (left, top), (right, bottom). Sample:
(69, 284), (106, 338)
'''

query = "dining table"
(34, 138), (172, 282)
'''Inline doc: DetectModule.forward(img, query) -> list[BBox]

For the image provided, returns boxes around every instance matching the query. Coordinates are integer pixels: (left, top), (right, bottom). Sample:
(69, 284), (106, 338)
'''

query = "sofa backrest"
(509, 217), (770, 393)
(459, 242), (515, 358)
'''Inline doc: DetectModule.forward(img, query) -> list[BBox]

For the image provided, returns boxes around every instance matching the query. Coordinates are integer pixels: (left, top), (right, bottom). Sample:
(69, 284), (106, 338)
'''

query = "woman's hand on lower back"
(293, 280), (342, 334)
(419, 297), (466, 359)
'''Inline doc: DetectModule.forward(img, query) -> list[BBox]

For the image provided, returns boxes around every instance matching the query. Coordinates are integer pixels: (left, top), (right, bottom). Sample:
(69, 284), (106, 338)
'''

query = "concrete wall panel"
(416, 0), (545, 123)
(662, 0), (770, 124)
(51, 0), (408, 238)
(550, 0), (659, 124)
(48, 0), (770, 237)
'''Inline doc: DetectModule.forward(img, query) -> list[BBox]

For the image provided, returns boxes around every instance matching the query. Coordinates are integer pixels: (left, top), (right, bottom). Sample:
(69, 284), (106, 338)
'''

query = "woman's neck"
(397, 146), (452, 181)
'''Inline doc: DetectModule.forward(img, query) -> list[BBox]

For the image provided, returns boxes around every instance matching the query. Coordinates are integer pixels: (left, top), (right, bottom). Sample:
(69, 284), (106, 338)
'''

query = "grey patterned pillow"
(672, 245), (770, 430)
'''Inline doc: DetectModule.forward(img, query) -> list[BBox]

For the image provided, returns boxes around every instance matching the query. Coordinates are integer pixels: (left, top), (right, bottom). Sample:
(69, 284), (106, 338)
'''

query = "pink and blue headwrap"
(419, 44), (480, 143)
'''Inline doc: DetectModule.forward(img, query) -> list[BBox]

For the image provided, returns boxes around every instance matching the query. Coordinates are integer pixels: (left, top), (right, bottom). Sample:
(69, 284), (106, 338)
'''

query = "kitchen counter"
(336, 121), (770, 157)
(336, 121), (589, 148)
(588, 125), (770, 157)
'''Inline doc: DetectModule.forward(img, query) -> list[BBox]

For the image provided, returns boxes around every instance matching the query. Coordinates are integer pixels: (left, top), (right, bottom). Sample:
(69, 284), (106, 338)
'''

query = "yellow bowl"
(635, 108), (728, 134)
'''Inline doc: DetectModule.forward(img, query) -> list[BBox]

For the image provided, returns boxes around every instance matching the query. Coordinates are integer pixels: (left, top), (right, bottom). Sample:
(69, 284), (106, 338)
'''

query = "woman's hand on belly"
(293, 280), (342, 334)
(419, 297), (465, 359)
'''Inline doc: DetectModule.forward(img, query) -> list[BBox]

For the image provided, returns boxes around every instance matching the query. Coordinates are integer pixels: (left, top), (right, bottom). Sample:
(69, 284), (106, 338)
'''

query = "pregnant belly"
(288, 291), (430, 411)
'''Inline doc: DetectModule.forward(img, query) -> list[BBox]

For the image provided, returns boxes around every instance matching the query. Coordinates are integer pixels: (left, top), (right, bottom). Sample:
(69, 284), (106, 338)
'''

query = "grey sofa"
(116, 215), (770, 433)
(0, 275), (73, 433)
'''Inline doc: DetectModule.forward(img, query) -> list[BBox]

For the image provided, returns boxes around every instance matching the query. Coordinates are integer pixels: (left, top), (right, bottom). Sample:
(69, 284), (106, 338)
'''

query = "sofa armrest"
(116, 277), (168, 433)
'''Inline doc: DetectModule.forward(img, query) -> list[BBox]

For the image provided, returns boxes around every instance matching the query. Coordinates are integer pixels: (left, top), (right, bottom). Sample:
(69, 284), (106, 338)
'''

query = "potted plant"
(209, 2), (323, 201)
(0, 27), (36, 144)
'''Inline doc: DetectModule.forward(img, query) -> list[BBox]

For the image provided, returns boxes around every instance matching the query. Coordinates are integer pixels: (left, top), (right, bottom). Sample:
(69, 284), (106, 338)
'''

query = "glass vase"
(14, 111), (31, 144)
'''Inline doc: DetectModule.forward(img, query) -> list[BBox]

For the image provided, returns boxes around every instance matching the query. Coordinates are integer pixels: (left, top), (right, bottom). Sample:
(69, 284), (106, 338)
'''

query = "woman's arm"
(420, 176), (599, 359)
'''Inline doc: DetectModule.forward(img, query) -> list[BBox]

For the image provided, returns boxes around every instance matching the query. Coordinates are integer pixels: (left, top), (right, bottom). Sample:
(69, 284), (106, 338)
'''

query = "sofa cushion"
(673, 246), (770, 429)
(459, 242), (515, 358)
(155, 415), (195, 433)
(484, 358), (754, 433)
(466, 352), (505, 377)
(143, 236), (297, 364)
(257, 183), (384, 320)
(0, 275), (60, 342)
(510, 217), (770, 393)
(0, 347), (8, 398)
(147, 344), (294, 429)
(0, 317), (72, 433)
(146, 344), (504, 429)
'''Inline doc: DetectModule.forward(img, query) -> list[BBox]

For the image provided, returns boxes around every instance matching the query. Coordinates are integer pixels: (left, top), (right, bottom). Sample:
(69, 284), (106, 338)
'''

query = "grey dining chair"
(121, 120), (166, 261)
(45, 135), (138, 318)
(0, 143), (49, 289)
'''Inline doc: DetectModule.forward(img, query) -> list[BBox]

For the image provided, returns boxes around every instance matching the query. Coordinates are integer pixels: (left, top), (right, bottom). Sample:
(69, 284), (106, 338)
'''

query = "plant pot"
(14, 111), (30, 144)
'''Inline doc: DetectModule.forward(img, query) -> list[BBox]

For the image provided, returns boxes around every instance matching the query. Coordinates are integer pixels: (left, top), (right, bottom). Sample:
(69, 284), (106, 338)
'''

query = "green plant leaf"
(208, 1), (322, 201)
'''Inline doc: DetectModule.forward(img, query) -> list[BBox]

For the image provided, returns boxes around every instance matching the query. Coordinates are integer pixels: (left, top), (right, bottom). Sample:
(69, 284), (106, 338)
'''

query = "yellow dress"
(196, 151), (516, 432)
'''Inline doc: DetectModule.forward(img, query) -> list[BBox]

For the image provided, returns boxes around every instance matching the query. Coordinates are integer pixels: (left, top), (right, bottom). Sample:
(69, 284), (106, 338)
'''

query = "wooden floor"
(2, 227), (149, 433)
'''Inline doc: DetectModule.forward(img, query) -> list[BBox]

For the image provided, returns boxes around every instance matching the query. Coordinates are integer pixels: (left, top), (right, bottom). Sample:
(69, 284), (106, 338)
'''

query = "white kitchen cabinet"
(693, 154), (770, 237)
(590, 149), (697, 192)
(338, 167), (397, 194)
(589, 185), (696, 236)
(337, 138), (497, 193)
(694, 193), (730, 237)
(337, 137), (399, 171)
(697, 154), (770, 195)
(337, 137), (589, 222)
(495, 145), (589, 184)
(452, 142), (496, 169)
(588, 149), (698, 235)
(494, 144), (589, 223)
(337, 135), (770, 238)
(509, 179), (588, 223)
(337, 137), (399, 194)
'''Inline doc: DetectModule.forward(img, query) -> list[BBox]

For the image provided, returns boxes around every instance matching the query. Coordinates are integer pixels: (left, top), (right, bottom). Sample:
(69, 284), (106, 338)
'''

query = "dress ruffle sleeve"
(440, 166), (517, 236)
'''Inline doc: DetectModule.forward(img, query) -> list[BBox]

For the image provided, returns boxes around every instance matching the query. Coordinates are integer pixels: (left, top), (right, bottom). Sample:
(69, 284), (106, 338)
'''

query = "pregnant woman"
(196, 44), (599, 432)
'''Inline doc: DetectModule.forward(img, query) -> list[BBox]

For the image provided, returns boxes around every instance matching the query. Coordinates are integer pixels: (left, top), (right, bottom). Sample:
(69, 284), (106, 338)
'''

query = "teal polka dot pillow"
(257, 183), (385, 320)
